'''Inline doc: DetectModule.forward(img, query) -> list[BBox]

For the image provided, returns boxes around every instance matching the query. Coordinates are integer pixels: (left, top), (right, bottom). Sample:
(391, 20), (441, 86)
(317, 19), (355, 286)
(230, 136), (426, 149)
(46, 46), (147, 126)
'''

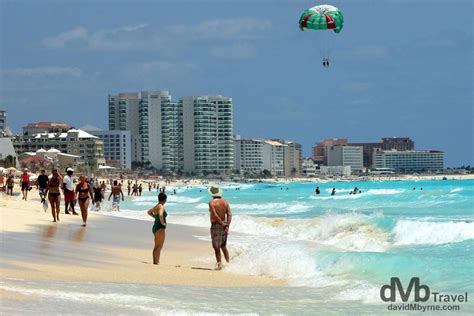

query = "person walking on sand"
(208, 186), (232, 270)
(93, 182), (103, 211)
(75, 175), (93, 227)
(63, 168), (78, 215)
(46, 169), (62, 222)
(108, 180), (124, 211)
(20, 169), (30, 200)
(147, 189), (167, 265)
(37, 169), (49, 204)
(6, 175), (14, 196)
(138, 183), (143, 196)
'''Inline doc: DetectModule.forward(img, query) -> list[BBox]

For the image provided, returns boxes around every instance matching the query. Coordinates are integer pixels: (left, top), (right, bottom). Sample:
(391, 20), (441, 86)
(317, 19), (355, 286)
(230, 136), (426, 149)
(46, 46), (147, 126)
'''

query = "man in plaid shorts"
(208, 186), (232, 270)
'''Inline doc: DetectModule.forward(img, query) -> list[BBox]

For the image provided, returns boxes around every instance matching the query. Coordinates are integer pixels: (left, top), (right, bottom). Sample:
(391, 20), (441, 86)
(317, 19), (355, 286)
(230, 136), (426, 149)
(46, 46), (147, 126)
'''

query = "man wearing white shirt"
(63, 168), (78, 215)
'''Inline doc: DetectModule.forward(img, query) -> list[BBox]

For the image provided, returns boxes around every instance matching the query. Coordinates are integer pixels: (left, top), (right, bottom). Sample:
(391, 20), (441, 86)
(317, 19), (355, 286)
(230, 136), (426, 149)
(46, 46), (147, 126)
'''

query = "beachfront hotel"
(81, 126), (132, 170)
(262, 140), (286, 177)
(108, 92), (233, 175)
(349, 137), (415, 168)
(327, 145), (364, 173)
(284, 141), (302, 177)
(234, 138), (302, 177)
(373, 149), (444, 172)
(108, 91), (181, 171)
(181, 95), (234, 176)
(312, 138), (348, 165)
(234, 138), (265, 174)
(12, 127), (106, 170)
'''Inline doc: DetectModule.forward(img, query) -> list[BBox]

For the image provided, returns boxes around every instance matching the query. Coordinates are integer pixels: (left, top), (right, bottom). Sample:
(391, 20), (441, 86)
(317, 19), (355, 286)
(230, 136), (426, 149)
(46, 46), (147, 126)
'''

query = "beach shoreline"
(0, 190), (283, 288)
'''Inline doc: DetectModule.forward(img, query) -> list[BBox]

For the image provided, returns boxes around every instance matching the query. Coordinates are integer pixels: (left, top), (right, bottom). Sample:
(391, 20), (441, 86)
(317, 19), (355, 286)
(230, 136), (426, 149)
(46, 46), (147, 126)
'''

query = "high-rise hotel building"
(181, 96), (234, 175)
(109, 92), (233, 175)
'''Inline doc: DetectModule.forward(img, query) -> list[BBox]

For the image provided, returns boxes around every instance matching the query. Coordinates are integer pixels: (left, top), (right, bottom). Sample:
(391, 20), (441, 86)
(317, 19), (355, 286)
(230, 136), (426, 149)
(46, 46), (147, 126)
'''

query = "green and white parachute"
(299, 4), (344, 33)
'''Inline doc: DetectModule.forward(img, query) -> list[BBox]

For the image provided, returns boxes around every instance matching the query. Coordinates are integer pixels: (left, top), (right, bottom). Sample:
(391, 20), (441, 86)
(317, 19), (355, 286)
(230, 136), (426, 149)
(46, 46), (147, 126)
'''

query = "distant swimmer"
(315, 187), (320, 195)
(331, 188), (336, 196)
(420, 188), (423, 191)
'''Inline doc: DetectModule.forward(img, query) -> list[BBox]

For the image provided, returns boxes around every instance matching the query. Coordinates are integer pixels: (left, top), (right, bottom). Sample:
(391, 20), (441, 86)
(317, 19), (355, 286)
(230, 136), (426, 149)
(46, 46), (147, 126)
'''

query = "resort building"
(262, 140), (286, 177)
(349, 137), (415, 168)
(312, 138), (348, 165)
(181, 95), (233, 176)
(283, 141), (302, 177)
(108, 92), (141, 163)
(13, 129), (105, 170)
(108, 91), (182, 171)
(373, 149), (444, 172)
(327, 145), (363, 173)
(22, 122), (71, 135)
(81, 126), (132, 170)
(161, 99), (183, 175)
(301, 158), (317, 177)
(234, 139), (264, 175)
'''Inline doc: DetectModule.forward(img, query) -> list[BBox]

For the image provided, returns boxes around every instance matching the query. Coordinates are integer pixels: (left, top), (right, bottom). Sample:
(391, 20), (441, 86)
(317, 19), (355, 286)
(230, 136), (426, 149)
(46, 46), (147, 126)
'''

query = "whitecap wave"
(393, 220), (474, 246)
(169, 213), (390, 252)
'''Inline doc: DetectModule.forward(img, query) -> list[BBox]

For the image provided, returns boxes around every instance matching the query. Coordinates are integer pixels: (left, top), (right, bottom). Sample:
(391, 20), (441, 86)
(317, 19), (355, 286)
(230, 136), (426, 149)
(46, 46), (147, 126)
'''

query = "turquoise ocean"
(2, 179), (473, 315)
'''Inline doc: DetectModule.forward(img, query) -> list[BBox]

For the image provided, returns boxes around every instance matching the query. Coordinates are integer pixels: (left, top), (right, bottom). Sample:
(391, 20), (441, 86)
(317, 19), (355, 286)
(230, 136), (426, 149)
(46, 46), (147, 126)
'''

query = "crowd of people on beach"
(1, 167), (232, 270)
(2, 167), (126, 227)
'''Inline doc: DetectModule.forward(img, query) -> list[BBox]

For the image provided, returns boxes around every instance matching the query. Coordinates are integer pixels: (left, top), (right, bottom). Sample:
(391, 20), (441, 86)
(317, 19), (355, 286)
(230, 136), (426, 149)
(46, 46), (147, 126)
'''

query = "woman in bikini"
(46, 169), (62, 222)
(75, 175), (93, 227)
(147, 189), (167, 265)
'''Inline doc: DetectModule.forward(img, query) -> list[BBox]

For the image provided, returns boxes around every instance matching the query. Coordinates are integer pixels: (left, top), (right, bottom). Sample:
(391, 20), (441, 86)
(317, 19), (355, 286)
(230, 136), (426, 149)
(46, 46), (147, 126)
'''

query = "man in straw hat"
(208, 186), (232, 270)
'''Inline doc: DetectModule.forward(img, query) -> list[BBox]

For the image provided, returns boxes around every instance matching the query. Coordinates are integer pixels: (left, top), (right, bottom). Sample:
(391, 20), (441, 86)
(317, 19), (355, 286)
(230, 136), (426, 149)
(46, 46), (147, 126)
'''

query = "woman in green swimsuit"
(147, 191), (167, 265)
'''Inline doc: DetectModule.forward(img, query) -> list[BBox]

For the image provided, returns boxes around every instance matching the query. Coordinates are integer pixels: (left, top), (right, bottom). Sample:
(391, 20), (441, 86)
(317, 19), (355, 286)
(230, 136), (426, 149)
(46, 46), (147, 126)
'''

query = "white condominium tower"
(108, 93), (141, 163)
(108, 91), (179, 171)
(181, 95), (234, 176)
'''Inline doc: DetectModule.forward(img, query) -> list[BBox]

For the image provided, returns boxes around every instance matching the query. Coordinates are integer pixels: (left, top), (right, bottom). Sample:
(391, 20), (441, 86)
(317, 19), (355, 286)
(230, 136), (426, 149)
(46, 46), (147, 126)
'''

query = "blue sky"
(1, 0), (472, 166)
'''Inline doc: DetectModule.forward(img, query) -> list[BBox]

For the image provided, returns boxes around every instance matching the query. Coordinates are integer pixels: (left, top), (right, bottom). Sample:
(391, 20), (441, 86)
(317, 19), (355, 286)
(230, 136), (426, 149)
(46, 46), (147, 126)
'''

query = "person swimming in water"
(331, 188), (336, 196)
(315, 186), (320, 195)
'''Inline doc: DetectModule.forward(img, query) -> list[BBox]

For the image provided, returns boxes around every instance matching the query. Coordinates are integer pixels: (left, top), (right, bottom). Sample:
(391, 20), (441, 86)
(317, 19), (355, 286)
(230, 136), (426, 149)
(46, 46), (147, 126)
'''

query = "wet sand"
(0, 190), (282, 287)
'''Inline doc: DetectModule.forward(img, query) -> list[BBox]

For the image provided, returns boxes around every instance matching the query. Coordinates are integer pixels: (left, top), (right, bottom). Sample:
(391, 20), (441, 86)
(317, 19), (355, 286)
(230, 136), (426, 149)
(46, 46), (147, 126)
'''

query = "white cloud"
(41, 27), (88, 48)
(2, 66), (83, 77)
(40, 18), (274, 52)
(41, 23), (149, 50)
(168, 18), (273, 41)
